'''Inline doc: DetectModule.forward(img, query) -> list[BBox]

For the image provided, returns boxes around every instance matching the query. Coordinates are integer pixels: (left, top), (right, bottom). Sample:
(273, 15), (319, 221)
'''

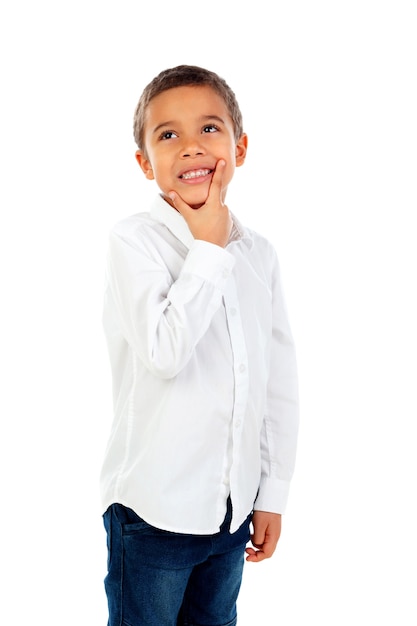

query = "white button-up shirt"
(101, 195), (299, 534)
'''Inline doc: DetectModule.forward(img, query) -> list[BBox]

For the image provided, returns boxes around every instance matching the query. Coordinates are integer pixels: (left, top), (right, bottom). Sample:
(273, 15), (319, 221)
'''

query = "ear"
(235, 133), (248, 167)
(135, 150), (154, 180)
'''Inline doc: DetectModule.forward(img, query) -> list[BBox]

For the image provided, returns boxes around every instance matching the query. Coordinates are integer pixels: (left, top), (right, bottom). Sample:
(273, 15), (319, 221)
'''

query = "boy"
(101, 65), (299, 626)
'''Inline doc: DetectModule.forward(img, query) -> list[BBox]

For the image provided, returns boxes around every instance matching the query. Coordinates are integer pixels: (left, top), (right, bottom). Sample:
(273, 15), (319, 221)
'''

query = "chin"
(185, 192), (208, 209)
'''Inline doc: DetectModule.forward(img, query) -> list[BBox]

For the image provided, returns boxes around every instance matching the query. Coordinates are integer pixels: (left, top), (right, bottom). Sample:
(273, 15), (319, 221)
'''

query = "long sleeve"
(254, 251), (299, 513)
(106, 228), (235, 379)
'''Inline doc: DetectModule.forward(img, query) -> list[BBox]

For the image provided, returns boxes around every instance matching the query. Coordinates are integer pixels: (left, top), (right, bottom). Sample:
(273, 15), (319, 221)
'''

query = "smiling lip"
(179, 168), (213, 182)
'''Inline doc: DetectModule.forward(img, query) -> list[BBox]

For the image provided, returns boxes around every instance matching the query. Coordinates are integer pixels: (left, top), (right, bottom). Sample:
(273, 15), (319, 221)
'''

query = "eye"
(159, 130), (178, 140)
(202, 124), (220, 134)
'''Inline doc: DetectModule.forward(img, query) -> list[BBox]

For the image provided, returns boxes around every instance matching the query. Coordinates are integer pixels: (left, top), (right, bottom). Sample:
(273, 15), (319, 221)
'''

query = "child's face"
(136, 85), (247, 209)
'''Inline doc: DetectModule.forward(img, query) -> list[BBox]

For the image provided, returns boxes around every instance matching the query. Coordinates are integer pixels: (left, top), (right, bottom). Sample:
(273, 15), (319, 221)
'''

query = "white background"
(1, 1), (416, 624)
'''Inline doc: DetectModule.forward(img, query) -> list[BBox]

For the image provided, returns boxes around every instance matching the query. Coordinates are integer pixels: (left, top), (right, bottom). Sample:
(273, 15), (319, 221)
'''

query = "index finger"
(245, 547), (268, 562)
(207, 159), (226, 198)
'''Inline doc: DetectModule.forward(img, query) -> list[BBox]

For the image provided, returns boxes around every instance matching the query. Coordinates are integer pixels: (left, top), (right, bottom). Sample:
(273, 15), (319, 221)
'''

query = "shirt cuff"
(253, 477), (291, 514)
(182, 240), (235, 285)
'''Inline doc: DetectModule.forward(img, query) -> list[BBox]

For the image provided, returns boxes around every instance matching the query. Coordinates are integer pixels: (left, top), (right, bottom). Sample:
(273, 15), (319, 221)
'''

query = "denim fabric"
(103, 500), (251, 626)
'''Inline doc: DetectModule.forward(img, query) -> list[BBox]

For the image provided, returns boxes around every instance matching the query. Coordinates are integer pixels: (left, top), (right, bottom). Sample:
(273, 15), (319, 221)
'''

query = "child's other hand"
(245, 511), (282, 562)
(168, 159), (232, 248)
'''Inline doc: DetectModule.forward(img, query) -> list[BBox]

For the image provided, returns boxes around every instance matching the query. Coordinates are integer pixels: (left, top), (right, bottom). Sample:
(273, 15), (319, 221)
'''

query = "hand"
(245, 511), (282, 562)
(168, 159), (232, 248)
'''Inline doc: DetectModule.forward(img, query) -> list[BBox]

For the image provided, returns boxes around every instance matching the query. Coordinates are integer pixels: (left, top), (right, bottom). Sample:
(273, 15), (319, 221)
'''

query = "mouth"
(179, 168), (213, 180)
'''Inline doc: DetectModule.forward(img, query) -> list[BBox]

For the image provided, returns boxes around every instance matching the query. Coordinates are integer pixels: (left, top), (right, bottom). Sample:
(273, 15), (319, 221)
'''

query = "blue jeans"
(103, 500), (251, 626)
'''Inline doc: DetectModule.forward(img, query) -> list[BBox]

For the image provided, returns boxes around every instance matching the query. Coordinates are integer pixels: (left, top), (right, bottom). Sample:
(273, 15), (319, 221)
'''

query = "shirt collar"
(150, 194), (253, 250)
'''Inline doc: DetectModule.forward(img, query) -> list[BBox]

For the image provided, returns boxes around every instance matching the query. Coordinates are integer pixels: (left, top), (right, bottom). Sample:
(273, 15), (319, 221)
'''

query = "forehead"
(144, 85), (231, 128)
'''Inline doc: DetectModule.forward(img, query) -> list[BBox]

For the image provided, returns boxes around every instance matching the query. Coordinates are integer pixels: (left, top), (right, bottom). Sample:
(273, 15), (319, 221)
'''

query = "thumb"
(167, 191), (192, 216)
(251, 524), (266, 548)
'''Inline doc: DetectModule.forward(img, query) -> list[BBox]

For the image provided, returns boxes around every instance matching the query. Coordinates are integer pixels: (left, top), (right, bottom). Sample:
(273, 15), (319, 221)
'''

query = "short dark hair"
(133, 65), (244, 154)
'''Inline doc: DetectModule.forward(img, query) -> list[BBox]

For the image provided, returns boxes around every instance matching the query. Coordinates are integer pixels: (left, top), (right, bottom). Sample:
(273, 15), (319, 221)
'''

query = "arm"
(107, 232), (234, 379)
(248, 251), (299, 560)
(106, 161), (234, 379)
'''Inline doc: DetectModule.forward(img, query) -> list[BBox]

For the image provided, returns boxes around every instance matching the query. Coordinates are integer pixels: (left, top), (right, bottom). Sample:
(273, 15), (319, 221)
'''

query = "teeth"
(181, 169), (211, 180)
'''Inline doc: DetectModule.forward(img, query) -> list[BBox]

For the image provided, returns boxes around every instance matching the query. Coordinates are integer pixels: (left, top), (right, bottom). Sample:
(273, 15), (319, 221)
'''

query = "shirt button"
(239, 364), (246, 373)
(230, 307), (237, 316)
(235, 420), (242, 428)
(222, 269), (230, 279)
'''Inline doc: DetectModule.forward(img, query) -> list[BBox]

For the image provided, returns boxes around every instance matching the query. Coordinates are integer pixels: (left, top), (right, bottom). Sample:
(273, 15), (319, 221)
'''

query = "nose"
(181, 135), (205, 158)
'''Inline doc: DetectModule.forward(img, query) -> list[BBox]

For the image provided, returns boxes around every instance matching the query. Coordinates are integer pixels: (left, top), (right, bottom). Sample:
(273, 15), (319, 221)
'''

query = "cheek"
(223, 161), (236, 186)
(149, 158), (169, 182)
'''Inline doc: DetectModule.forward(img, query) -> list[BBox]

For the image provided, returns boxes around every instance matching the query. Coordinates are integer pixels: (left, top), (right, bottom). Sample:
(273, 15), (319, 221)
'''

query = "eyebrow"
(151, 115), (226, 136)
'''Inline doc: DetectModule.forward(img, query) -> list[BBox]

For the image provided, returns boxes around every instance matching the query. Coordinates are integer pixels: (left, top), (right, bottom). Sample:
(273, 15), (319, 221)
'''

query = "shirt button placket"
(223, 286), (248, 437)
